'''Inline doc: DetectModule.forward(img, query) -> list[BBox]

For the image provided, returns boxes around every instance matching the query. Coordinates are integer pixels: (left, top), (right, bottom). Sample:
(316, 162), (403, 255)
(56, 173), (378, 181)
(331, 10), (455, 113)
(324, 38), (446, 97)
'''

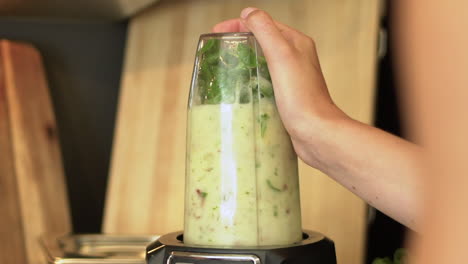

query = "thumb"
(240, 8), (292, 60)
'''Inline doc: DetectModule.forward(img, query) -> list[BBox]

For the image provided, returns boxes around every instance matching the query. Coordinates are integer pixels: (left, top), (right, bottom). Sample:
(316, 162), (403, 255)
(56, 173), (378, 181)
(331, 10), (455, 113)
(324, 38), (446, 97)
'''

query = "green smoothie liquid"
(184, 34), (302, 246)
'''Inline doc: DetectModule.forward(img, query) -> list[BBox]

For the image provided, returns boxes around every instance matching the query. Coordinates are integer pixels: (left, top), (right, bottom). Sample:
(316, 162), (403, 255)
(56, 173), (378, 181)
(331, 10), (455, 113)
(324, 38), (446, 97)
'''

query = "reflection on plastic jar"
(184, 33), (302, 247)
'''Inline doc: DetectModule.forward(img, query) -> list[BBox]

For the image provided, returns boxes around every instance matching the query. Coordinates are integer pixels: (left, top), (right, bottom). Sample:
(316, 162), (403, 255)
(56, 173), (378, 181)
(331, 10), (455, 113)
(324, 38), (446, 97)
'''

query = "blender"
(146, 33), (336, 264)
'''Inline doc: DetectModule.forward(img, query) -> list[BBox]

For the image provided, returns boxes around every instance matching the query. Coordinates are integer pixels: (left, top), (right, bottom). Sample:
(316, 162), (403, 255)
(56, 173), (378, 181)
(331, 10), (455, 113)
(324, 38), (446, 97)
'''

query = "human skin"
(214, 5), (468, 263)
(393, 0), (468, 263)
(212, 7), (424, 231)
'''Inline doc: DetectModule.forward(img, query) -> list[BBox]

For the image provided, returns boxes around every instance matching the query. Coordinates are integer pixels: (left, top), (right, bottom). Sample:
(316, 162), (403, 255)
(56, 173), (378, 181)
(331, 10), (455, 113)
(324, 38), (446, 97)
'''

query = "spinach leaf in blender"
(186, 33), (302, 247)
(197, 39), (274, 104)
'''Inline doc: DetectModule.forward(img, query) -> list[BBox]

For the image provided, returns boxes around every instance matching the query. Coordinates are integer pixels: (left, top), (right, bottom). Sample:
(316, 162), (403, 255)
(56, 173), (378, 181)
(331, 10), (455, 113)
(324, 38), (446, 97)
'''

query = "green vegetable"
(259, 113), (270, 137)
(237, 43), (257, 68)
(258, 56), (271, 80)
(197, 38), (218, 55)
(393, 248), (406, 264)
(258, 76), (274, 98)
(372, 248), (407, 264)
(273, 205), (279, 217)
(196, 38), (273, 104)
(266, 179), (282, 192)
(197, 189), (208, 198)
(372, 257), (393, 264)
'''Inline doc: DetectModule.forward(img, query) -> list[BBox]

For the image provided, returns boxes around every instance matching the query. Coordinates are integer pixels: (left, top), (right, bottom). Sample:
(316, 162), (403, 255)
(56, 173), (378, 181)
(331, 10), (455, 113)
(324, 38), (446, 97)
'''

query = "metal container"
(41, 234), (159, 263)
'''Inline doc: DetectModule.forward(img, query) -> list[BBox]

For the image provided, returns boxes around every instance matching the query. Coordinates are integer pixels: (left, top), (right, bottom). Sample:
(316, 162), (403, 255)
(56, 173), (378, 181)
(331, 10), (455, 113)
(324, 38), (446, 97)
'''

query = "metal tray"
(41, 233), (160, 264)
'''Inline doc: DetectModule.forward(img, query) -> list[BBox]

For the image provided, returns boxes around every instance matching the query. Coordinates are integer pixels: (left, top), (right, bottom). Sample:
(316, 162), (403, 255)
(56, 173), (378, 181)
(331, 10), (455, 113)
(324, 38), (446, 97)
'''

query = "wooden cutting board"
(0, 40), (71, 264)
(104, 1), (380, 263)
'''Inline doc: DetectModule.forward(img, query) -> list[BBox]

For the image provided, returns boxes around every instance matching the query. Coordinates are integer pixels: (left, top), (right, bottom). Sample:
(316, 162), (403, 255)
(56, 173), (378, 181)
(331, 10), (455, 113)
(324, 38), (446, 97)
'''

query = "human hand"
(212, 7), (349, 168)
(211, 8), (426, 231)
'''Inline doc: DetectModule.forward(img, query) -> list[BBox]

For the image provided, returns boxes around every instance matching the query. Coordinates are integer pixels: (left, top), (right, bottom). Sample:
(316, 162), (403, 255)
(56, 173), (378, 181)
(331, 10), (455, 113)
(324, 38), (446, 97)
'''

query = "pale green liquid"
(184, 101), (302, 246)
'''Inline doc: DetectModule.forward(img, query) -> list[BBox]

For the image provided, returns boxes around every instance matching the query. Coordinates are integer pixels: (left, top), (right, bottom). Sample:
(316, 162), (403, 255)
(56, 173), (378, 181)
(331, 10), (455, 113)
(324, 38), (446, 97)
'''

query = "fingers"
(273, 20), (305, 42)
(213, 8), (307, 50)
(212, 8), (317, 72)
(212, 18), (249, 33)
(239, 8), (292, 58)
(212, 17), (300, 44)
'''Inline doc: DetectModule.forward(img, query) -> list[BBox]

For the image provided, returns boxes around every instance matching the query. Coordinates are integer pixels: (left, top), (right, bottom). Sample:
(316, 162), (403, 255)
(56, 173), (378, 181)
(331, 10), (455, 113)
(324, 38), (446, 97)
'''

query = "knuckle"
(277, 44), (296, 57)
(303, 36), (316, 48)
(248, 10), (270, 21)
(296, 35), (317, 52)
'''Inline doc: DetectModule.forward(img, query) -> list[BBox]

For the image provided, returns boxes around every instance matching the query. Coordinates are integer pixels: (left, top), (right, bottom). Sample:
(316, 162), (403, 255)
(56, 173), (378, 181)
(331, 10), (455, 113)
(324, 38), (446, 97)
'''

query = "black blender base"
(146, 230), (336, 264)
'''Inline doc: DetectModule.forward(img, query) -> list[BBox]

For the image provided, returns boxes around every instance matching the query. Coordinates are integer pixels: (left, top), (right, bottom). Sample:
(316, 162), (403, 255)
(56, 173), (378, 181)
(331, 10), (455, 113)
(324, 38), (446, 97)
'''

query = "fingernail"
(240, 7), (258, 19)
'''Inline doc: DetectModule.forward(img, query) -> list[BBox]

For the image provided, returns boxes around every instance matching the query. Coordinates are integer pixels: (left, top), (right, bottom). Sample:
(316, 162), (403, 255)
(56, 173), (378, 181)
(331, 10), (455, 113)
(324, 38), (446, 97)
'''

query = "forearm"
(293, 115), (424, 230)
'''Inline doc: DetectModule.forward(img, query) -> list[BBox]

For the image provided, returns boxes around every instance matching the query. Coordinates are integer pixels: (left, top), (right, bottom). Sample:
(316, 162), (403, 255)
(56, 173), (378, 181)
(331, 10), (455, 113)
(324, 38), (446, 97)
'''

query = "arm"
(213, 8), (424, 230)
(393, 0), (468, 263)
(297, 114), (424, 230)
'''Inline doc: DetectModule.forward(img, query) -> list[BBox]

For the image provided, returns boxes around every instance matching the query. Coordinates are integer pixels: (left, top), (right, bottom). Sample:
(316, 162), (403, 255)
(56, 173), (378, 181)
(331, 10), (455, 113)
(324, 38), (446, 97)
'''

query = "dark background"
(366, 13), (407, 263)
(0, 2), (406, 262)
(0, 18), (127, 233)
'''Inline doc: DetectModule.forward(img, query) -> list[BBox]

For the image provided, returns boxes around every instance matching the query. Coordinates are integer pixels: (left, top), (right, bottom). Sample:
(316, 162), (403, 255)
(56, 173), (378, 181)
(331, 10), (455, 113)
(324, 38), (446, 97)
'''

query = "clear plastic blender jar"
(184, 32), (302, 247)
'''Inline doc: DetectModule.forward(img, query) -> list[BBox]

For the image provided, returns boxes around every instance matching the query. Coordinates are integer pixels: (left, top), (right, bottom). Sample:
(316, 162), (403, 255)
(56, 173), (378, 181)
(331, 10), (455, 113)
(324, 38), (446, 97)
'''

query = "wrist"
(290, 104), (352, 171)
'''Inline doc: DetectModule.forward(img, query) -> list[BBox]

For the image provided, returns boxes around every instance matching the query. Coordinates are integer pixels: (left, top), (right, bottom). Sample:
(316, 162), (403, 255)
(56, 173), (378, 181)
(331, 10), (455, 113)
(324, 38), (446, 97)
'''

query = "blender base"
(146, 230), (336, 264)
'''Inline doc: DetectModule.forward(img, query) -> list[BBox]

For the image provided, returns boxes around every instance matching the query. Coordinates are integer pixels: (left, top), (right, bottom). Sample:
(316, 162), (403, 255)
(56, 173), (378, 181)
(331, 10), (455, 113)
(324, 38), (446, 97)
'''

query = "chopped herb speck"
(273, 205), (278, 217)
(259, 113), (270, 137)
(266, 179), (282, 192)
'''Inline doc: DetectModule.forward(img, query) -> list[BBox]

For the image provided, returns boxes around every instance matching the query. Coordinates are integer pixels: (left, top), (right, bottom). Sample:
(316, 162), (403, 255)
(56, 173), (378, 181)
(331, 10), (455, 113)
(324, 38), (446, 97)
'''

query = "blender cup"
(184, 33), (302, 247)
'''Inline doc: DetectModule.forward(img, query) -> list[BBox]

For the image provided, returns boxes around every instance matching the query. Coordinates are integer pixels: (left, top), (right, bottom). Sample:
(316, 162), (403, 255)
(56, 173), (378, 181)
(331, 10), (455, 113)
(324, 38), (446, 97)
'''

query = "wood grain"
(0, 47), (27, 264)
(104, 1), (380, 263)
(0, 40), (71, 264)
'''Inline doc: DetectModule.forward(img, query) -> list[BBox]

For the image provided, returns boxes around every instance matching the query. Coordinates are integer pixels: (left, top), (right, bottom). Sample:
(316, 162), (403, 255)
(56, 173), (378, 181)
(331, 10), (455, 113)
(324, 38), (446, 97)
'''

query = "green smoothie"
(184, 35), (302, 246)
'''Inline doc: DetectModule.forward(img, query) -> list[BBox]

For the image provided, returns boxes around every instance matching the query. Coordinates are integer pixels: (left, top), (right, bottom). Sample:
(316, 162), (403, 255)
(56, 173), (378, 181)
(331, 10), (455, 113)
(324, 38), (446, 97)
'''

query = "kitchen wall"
(0, 18), (127, 233)
(0, 2), (407, 262)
